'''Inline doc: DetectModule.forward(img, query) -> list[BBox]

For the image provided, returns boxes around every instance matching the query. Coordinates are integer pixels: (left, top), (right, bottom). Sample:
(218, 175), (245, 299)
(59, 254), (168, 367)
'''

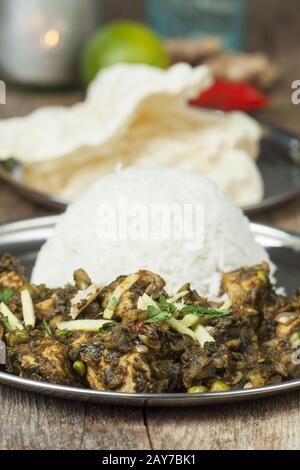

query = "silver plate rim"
(0, 215), (300, 406)
(1, 369), (300, 406)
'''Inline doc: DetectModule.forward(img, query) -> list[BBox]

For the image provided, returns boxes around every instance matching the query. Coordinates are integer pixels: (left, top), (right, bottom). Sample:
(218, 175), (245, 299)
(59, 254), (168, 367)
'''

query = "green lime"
(81, 21), (170, 84)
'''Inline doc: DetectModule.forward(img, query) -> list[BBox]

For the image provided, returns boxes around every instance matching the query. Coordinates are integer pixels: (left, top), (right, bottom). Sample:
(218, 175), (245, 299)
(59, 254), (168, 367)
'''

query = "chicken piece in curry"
(1, 253), (300, 393)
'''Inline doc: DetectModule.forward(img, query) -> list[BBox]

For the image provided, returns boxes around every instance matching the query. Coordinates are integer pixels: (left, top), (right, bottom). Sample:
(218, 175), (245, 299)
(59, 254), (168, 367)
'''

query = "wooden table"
(0, 85), (300, 450)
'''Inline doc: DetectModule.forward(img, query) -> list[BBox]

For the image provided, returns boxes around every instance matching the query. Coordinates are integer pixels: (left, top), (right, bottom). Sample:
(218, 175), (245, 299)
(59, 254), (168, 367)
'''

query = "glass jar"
(146, 0), (246, 50)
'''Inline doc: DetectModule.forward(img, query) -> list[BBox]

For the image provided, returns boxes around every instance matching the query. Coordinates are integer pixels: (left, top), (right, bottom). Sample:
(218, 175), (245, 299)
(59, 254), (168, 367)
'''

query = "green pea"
(210, 380), (231, 392)
(257, 270), (267, 283)
(73, 360), (86, 377)
(7, 330), (30, 347)
(188, 386), (208, 394)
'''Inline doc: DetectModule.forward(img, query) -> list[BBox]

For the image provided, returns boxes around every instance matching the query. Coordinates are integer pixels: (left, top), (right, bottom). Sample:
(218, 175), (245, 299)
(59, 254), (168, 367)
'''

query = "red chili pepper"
(190, 79), (269, 112)
(134, 322), (144, 332)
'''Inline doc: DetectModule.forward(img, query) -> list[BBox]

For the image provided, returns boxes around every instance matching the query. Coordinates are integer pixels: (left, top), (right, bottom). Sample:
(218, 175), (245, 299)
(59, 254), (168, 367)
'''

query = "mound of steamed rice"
(32, 167), (270, 298)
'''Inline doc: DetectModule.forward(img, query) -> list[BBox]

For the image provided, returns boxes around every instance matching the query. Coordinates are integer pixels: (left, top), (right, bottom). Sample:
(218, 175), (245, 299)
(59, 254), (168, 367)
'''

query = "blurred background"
(0, 0), (299, 222)
(0, 0), (298, 124)
(105, 0), (299, 122)
(104, 0), (300, 113)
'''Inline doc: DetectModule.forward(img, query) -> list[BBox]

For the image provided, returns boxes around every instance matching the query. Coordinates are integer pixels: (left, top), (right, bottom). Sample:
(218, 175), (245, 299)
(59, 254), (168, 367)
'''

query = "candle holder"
(0, 0), (101, 86)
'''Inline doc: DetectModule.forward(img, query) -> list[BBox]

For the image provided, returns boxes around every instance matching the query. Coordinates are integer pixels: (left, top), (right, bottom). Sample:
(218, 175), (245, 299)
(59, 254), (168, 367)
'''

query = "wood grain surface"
(0, 1), (300, 450)
(0, 386), (150, 450)
(146, 392), (300, 450)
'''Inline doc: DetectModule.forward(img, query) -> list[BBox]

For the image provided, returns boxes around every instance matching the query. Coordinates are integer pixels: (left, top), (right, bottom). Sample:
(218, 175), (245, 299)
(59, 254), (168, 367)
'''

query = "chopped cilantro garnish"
(143, 294), (231, 324)
(145, 296), (174, 324)
(42, 319), (54, 337)
(158, 296), (176, 314)
(0, 288), (14, 303)
(98, 320), (116, 332)
(181, 304), (231, 319)
(107, 296), (118, 311)
(1, 316), (12, 331)
(55, 329), (71, 338)
(145, 309), (172, 324)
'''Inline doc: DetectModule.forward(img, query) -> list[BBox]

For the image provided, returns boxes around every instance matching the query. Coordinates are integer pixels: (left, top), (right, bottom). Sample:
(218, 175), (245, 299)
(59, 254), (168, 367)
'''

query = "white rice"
(32, 167), (270, 298)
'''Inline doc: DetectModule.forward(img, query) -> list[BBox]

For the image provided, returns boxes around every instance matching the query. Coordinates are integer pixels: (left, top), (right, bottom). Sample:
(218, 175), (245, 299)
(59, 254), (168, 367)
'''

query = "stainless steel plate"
(0, 216), (300, 406)
(1, 126), (300, 214)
